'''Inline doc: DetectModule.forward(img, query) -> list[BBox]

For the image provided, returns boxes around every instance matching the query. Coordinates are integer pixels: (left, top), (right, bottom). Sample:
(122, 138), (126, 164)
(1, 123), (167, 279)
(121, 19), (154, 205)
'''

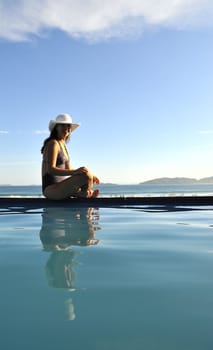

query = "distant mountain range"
(1, 178), (213, 186)
(140, 176), (213, 185)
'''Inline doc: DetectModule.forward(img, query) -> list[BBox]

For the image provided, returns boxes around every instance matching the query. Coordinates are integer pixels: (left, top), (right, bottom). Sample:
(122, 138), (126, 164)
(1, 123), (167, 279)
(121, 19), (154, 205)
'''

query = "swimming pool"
(0, 205), (213, 349)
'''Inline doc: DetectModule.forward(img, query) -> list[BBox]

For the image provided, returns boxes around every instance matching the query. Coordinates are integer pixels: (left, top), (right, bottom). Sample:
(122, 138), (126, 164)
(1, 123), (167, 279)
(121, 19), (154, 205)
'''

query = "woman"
(41, 113), (100, 199)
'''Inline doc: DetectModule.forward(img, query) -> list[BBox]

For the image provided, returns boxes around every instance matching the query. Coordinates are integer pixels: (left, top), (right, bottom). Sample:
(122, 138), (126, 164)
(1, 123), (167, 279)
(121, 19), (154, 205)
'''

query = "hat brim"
(49, 120), (80, 132)
(70, 123), (80, 132)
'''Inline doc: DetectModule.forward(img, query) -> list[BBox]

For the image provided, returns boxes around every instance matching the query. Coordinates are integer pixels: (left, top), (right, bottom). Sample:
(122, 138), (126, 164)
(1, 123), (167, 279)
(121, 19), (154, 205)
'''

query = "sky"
(0, 0), (213, 185)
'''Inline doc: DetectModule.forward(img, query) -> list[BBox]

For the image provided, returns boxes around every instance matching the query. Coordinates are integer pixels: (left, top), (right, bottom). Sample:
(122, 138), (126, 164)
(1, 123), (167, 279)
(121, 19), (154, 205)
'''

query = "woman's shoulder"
(44, 139), (59, 152)
(47, 139), (59, 147)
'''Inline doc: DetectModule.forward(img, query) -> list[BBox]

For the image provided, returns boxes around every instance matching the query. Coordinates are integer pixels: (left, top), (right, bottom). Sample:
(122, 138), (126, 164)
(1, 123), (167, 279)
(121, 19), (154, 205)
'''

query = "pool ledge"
(0, 196), (213, 209)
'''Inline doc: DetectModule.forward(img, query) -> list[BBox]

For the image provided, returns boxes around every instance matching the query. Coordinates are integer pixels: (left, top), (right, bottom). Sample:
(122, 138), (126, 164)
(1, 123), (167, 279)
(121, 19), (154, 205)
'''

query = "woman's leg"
(73, 171), (99, 198)
(44, 171), (98, 200)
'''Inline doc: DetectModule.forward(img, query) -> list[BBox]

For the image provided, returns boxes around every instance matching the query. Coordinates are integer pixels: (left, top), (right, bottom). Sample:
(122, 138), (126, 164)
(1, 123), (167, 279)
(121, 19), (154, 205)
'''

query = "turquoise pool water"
(0, 205), (213, 349)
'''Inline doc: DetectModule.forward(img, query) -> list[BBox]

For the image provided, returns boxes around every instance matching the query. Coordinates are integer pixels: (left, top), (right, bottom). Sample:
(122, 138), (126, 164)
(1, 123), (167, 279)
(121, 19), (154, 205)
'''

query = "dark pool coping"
(0, 196), (213, 209)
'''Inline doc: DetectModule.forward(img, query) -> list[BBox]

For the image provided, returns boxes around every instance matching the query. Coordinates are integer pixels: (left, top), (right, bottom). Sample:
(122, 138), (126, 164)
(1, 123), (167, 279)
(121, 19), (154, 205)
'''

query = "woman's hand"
(72, 167), (100, 184)
(72, 166), (89, 175)
(93, 176), (100, 184)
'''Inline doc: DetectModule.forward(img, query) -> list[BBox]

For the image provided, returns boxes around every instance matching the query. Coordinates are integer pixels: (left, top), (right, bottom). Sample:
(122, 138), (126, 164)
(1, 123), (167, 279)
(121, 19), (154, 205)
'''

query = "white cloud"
(0, 0), (213, 42)
(34, 130), (48, 135)
(0, 130), (9, 134)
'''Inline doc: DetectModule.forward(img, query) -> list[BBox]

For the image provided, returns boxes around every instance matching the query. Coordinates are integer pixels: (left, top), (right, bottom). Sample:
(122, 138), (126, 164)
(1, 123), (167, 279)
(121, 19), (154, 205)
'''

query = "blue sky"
(0, 0), (213, 185)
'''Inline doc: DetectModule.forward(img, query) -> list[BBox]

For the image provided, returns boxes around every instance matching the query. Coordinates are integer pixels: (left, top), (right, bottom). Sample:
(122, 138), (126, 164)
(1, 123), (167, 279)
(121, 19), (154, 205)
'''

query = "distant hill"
(140, 176), (213, 185)
(198, 176), (213, 184)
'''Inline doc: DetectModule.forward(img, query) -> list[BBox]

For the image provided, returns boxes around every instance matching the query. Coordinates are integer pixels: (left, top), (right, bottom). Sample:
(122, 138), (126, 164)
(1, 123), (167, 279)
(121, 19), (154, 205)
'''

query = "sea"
(1, 183), (213, 197)
(1, 183), (213, 349)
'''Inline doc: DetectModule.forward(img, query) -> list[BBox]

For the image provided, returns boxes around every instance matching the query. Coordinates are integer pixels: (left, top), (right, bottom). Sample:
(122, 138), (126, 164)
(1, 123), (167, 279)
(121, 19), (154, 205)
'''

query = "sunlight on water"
(0, 206), (213, 349)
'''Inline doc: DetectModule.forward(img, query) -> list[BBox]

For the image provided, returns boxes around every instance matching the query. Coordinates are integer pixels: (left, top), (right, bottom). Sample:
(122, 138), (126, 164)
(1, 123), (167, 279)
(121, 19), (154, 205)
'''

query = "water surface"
(0, 206), (213, 349)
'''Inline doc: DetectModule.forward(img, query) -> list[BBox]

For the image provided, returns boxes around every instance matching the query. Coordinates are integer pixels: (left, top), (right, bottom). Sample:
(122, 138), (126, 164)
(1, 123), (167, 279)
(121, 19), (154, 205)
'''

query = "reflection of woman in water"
(40, 207), (100, 251)
(40, 207), (101, 320)
(40, 207), (100, 288)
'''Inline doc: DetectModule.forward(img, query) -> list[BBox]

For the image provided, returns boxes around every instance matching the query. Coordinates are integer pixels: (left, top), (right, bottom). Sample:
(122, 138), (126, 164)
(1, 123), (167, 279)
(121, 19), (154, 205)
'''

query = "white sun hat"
(48, 114), (80, 133)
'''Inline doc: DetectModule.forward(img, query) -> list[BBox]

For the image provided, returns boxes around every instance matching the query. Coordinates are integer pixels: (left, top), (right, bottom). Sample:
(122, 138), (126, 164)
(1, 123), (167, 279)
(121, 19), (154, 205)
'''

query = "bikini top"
(42, 141), (69, 192)
(56, 141), (69, 168)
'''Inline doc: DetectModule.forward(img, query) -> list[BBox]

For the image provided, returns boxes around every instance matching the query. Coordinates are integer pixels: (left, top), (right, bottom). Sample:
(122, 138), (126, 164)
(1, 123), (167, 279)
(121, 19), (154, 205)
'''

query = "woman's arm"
(46, 140), (98, 179)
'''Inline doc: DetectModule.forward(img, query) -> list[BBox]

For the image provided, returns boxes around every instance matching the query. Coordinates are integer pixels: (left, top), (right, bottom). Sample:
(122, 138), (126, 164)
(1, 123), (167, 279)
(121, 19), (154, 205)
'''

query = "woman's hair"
(41, 126), (70, 154)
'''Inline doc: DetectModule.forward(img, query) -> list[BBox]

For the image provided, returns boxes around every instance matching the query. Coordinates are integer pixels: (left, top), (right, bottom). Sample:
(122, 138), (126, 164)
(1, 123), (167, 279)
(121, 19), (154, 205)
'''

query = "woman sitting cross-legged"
(41, 113), (100, 200)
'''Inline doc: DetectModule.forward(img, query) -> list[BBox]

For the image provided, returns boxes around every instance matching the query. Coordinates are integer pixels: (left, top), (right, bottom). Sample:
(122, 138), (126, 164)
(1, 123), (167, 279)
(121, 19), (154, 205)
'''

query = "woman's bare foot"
(73, 189), (99, 198)
(87, 189), (99, 198)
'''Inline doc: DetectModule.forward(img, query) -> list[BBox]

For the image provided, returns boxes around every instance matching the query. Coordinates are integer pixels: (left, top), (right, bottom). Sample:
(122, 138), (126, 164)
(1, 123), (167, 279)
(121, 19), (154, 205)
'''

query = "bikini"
(42, 141), (69, 193)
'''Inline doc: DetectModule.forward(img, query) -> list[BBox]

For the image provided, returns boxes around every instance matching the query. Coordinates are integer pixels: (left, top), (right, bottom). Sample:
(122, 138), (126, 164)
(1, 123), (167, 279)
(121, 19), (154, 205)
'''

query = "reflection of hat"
(49, 114), (80, 133)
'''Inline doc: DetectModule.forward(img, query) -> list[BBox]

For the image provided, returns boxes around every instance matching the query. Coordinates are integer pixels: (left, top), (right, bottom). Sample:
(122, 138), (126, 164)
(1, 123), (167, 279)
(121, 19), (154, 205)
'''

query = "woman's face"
(56, 123), (72, 139)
